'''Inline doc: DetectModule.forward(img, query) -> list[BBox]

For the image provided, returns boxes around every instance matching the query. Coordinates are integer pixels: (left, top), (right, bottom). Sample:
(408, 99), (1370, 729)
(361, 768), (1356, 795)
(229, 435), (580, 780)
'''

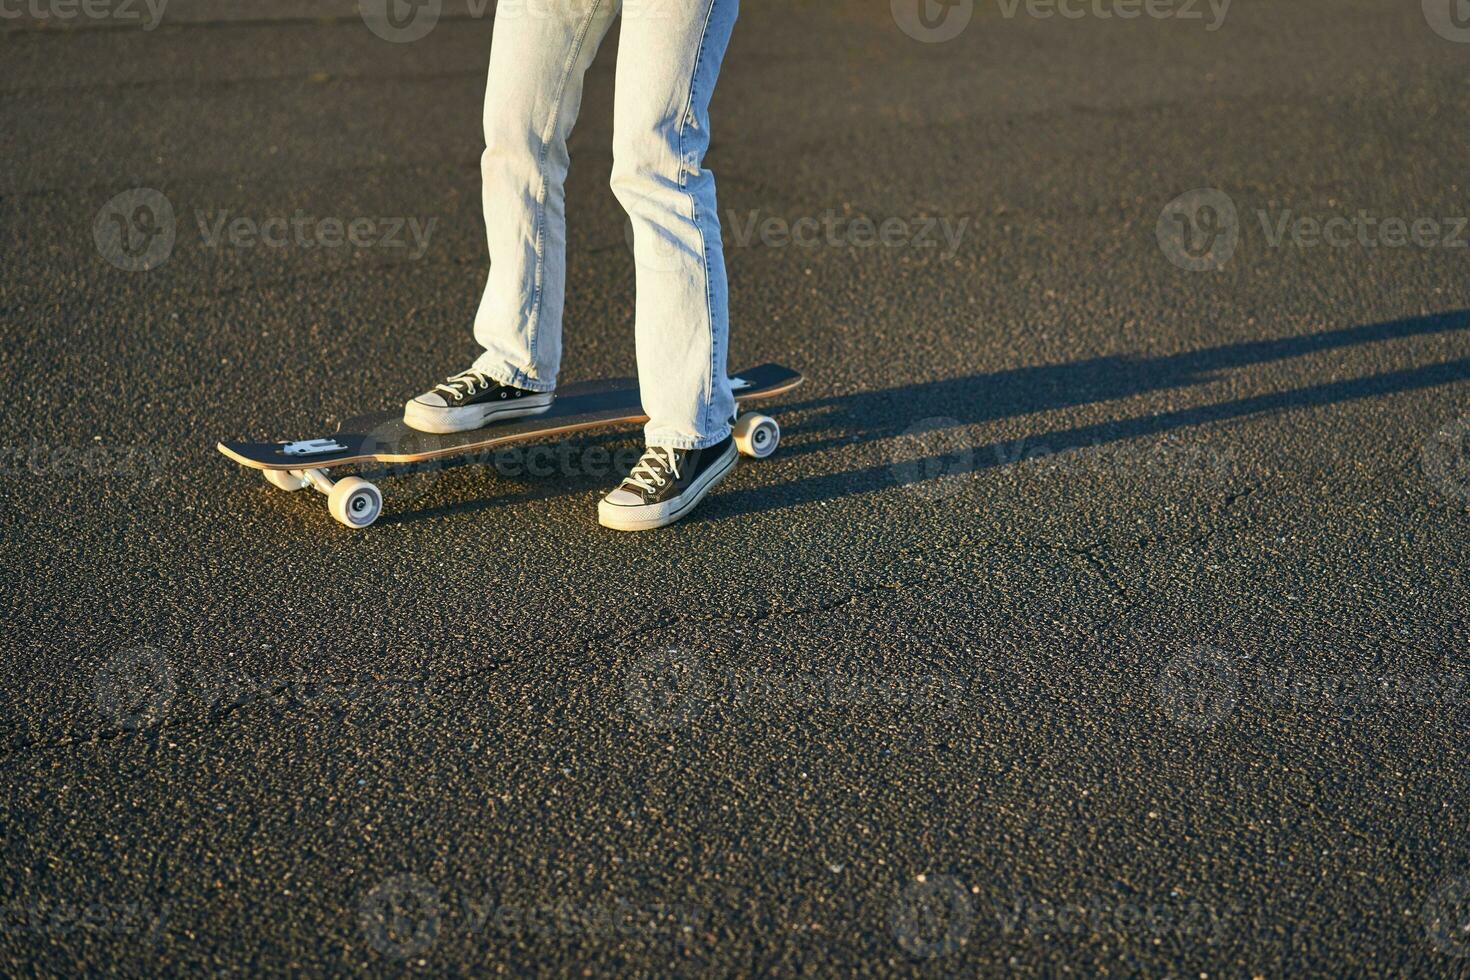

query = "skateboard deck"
(220, 363), (801, 470)
(218, 363), (802, 528)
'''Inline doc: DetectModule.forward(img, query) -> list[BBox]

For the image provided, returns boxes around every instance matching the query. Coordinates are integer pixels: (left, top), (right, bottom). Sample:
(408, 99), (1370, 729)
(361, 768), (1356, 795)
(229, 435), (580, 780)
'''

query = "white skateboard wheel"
(733, 413), (779, 459)
(262, 468), (309, 492)
(327, 477), (383, 529)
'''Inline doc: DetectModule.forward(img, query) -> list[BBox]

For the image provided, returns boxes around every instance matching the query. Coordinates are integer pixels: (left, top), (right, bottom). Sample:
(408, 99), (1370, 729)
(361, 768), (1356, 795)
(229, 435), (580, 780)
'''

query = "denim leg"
(611, 0), (740, 449)
(472, 0), (618, 392)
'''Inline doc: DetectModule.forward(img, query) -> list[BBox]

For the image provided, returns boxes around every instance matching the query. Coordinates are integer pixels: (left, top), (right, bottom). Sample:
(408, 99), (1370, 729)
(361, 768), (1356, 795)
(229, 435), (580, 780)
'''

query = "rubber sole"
(597, 446), (738, 531)
(402, 393), (554, 434)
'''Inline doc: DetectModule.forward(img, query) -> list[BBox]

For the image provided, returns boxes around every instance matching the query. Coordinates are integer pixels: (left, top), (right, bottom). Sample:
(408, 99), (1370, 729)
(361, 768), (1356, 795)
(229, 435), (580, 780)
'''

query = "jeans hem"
(470, 353), (557, 393)
(644, 424), (732, 452)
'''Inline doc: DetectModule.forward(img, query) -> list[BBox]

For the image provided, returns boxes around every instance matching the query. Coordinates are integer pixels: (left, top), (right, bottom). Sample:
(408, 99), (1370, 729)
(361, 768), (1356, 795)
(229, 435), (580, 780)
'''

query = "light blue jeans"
(470, 0), (739, 450)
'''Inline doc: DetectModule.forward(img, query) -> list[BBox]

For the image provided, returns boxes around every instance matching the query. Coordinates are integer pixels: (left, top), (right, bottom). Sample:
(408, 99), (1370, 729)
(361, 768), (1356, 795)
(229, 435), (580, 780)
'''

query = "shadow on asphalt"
(380, 310), (1470, 526)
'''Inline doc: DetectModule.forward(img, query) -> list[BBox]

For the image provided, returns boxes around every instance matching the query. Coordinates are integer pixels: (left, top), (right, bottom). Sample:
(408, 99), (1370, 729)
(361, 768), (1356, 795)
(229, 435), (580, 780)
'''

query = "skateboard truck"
(261, 467), (383, 528)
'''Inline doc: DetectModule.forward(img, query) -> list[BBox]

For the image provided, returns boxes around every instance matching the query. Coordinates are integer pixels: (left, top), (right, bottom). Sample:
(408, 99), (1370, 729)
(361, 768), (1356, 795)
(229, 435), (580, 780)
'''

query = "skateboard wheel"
(327, 477), (383, 529)
(733, 413), (779, 459)
(262, 468), (309, 492)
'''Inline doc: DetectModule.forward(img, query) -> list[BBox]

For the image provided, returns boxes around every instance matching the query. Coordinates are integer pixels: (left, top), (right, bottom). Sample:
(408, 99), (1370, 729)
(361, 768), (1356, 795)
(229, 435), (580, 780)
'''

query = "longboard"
(218, 363), (803, 528)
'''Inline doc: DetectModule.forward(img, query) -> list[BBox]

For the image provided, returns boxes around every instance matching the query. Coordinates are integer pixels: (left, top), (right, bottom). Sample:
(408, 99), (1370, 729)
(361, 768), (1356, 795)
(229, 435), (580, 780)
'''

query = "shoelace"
(434, 369), (495, 400)
(624, 447), (680, 493)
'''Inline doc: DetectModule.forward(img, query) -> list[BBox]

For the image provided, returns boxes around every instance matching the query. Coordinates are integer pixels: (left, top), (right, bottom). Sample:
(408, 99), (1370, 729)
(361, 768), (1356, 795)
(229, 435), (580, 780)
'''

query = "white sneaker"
(598, 437), (737, 531)
(403, 368), (553, 434)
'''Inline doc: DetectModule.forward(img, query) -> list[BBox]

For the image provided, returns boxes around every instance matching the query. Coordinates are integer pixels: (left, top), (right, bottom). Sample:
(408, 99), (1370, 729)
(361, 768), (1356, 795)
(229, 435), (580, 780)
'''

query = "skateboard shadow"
(381, 309), (1470, 526)
(695, 308), (1470, 522)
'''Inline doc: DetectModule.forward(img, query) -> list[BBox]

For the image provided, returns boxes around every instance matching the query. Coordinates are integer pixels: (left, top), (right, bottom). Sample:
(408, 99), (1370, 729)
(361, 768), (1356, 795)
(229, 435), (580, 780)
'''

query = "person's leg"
(471, 0), (620, 391)
(609, 0), (740, 449)
(597, 0), (741, 530)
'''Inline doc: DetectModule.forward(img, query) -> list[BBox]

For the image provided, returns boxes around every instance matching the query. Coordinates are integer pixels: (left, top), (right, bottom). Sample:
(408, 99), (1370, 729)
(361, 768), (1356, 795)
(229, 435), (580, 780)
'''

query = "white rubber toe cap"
(411, 391), (449, 408)
(602, 487), (644, 506)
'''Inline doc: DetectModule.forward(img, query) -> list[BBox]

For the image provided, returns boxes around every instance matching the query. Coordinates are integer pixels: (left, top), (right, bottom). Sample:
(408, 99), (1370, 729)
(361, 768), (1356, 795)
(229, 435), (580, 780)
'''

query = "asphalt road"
(3, 0), (1469, 975)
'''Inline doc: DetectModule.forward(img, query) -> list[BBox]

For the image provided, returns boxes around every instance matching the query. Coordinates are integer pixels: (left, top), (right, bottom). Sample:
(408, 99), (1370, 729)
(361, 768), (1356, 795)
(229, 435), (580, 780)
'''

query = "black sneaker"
(403, 368), (553, 434)
(598, 436), (738, 531)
